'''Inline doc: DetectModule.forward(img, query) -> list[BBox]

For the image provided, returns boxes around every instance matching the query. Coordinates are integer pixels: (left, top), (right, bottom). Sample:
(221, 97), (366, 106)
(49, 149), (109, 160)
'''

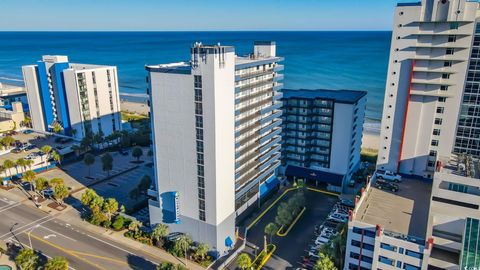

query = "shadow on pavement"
(127, 254), (158, 270)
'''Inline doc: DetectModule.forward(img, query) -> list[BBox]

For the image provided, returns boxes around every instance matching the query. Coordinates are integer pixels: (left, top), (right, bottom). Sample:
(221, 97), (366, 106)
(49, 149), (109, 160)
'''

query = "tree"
(15, 248), (39, 270)
(22, 170), (36, 193)
(53, 184), (69, 205)
(83, 153), (95, 177)
(51, 151), (62, 165)
(45, 256), (68, 270)
(15, 158), (27, 174)
(264, 222), (279, 244)
(25, 159), (34, 170)
(35, 177), (49, 196)
(2, 136), (15, 149)
(174, 234), (192, 258)
(101, 153), (113, 176)
(51, 122), (63, 134)
(275, 202), (293, 227)
(102, 198), (119, 221)
(314, 253), (337, 270)
(151, 223), (169, 246)
(128, 220), (142, 233)
(22, 116), (32, 128)
(112, 215), (125, 230)
(81, 188), (99, 206)
(195, 242), (209, 261)
(40, 145), (52, 163)
(49, 178), (64, 188)
(3, 159), (14, 176)
(132, 146), (143, 162)
(236, 253), (252, 270)
(138, 175), (151, 192)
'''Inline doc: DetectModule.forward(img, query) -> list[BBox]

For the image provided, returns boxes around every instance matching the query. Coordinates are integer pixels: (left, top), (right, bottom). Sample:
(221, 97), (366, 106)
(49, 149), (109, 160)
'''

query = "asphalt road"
(0, 198), (160, 270)
(243, 189), (338, 270)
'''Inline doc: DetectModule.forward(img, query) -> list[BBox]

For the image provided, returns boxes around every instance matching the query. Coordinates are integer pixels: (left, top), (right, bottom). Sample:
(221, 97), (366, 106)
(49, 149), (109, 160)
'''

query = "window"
(194, 75), (202, 88)
(352, 227), (376, 238)
(405, 250), (423, 259)
(431, 140), (439, 146)
(438, 97), (446, 102)
(436, 107), (444, 114)
(399, 247), (404, 254)
(427, 161), (435, 167)
(448, 35), (457, 43)
(351, 240), (374, 251)
(433, 129), (441, 136)
(449, 22), (459, 30)
(380, 243), (397, 252)
(350, 252), (373, 264)
(403, 263), (421, 270)
(434, 118), (443, 125)
(195, 115), (203, 128)
(379, 256), (394, 266)
(197, 165), (204, 176)
(442, 73), (450, 79)
(397, 261), (403, 268)
(446, 48), (455, 55)
(440, 85), (449, 91)
(448, 183), (468, 193)
(444, 61), (452, 67)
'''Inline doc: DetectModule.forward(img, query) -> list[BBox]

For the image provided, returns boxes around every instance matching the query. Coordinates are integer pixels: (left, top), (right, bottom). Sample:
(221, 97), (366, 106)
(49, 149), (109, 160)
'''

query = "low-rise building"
(0, 83), (28, 108)
(344, 177), (433, 270)
(427, 154), (480, 270)
(280, 89), (366, 192)
(0, 102), (25, 132)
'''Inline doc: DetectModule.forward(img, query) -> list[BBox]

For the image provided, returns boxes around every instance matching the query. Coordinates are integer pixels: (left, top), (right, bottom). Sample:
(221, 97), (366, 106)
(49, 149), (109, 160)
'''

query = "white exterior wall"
(22, 65), (46, 132)
(148, 49), (236, 255)
(330, 103), (354, 175)
(377, 0), (479, 178)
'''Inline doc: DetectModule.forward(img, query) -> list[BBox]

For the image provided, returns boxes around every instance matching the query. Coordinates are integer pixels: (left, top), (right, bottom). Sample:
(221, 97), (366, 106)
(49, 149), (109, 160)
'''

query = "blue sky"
(0, 0), (401, 31)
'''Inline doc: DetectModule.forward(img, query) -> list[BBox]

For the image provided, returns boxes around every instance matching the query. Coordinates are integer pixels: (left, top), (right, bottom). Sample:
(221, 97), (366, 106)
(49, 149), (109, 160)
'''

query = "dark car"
(375, 180), (399, 192)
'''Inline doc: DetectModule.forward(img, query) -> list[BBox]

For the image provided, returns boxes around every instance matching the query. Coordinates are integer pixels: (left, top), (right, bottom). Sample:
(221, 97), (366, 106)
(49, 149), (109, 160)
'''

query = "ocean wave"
(363, 122), (381, 134)
(120, 92), (148, 98)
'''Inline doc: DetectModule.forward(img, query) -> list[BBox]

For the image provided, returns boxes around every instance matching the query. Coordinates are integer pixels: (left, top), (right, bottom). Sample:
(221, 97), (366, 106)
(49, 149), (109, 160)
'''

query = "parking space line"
(306, 187), (339, 197)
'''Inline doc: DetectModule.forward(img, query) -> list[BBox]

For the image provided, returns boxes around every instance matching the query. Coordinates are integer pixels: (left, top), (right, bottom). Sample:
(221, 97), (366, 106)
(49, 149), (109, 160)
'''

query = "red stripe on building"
(397, 60), (416, 171)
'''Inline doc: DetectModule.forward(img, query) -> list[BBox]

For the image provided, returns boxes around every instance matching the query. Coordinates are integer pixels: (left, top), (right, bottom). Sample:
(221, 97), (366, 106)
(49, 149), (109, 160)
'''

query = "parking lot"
(241, 188), (339, 269)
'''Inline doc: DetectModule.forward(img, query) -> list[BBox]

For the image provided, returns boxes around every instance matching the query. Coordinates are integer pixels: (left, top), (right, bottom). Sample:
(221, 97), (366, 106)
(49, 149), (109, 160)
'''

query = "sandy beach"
(362, 131), (380, 151)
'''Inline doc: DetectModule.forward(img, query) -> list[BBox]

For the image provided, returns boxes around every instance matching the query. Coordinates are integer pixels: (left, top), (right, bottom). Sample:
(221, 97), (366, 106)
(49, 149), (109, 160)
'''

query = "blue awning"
(285, 165), (344, 186)
(225, 236), (233, 247)
(259, 176), (280, 198)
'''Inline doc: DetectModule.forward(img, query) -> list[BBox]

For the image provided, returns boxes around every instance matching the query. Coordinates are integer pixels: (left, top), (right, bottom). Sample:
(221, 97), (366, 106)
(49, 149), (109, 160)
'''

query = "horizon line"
(0, 29), (393, 33)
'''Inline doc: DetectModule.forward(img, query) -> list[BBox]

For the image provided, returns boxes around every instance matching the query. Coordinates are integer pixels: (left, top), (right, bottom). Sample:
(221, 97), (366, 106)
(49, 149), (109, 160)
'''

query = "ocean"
(0, 31), (391, 133)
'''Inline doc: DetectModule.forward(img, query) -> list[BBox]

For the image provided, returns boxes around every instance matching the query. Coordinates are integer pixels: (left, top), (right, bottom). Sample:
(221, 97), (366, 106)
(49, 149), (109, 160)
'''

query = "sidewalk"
(57, 208), (206, 270)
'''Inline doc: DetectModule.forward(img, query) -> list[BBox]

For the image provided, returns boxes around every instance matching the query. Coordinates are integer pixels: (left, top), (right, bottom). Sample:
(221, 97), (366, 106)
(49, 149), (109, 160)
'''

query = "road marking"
(0, 215), (53, 239)
(29, 233), (107, 270)
(38, 225), (78, 242)
(43, 234), (56, 239)
(0, 202), (20, 213)
(70, 250), (130, 266)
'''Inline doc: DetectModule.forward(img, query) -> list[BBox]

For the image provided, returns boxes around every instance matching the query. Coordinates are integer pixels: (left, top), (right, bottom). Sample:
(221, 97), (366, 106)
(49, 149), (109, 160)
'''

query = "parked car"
(375, 170), (402, 182)
(41, 188), (54, 198)
(328, 212), (348, 223)
(375, 180), (399, 192)
(339, 198), (355, 208)
(23, 130), (33, 134)
(25, 144), (36, 151)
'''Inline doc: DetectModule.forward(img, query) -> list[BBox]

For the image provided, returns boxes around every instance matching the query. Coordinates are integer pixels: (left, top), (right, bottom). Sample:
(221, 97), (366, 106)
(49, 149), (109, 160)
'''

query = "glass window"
(379, 256), (394, 266)
(380, 243), (397, 252)
(434, 118), (443, 125)
(403, 263), (421, 270)
(405, 250), (423, 259)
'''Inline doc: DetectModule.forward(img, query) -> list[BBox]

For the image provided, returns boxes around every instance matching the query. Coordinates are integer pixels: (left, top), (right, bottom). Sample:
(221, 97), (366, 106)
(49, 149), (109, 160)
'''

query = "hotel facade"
(22, 55), (122, 139)
(377, 0), (480, 178)
(280, 89), (366, 192)
(146, 42), (283, 254)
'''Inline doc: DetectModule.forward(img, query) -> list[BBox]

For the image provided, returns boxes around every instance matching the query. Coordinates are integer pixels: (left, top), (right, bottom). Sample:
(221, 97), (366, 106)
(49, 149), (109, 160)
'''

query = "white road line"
(0, 202), (20, 213)
(0, 201), (17, 211)
(0, 215), (53, 239)
(38, 225), (78, 242)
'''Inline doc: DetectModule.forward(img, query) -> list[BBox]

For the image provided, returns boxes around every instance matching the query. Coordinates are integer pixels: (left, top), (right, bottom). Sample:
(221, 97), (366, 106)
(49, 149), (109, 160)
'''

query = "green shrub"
(102, 220), (111, 228)
(112, 215), (125, 230)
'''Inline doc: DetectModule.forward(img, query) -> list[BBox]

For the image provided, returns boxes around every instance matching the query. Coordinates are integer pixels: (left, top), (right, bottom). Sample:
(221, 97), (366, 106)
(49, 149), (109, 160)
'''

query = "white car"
(375, 170), (402, 182)
(328, 213), (348, 223)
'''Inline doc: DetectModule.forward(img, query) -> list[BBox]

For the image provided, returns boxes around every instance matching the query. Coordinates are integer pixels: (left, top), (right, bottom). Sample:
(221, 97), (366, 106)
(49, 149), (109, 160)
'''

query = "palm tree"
(22, 170), (36, 193)
(151, 223), (169, 246)
(2, 136), (14, 149)
(35, 177), (49, 198)
(236, 253), (252, 270)
(15, 248), (39, 270)
(49, 178), (64, 188)
(51, 151), (61, 166)
(83, 153), (95, 177)
(264, 222), (279, 244)
(45, 256), (68, 270)
(128, 220), (142, 233)
(40, 145), (52, 163)
(3, 159), (15, 177)
(16, 158), (27, 174)
(174, 234), (192, 263)
(194, 242), (209, 261)
(53, 184), (69, 205)
(25, 159), (34, 170)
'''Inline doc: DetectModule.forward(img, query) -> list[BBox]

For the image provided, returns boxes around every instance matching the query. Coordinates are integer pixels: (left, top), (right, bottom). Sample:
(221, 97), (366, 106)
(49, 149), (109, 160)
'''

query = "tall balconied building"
(146, 42), (283, 255)
(22, 55), (122, 139)
(280, 89), (366, 192)
(377, 0), (480, 178)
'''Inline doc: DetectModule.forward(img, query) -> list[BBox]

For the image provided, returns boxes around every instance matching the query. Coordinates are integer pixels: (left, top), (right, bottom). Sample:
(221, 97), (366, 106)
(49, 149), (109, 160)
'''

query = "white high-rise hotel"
(22, 55), (122, 139)
(378, 0), (480, 178)
(146, 42), (283, 254)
